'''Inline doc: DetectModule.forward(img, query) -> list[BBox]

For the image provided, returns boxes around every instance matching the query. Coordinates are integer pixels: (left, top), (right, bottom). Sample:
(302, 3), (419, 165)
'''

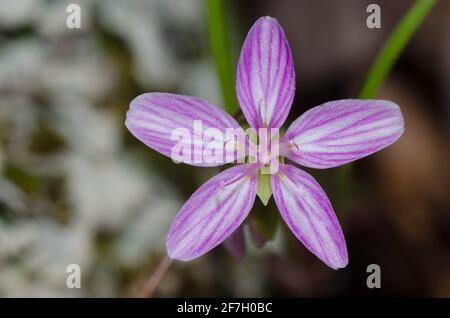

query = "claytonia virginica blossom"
(125, 16), (404, 269)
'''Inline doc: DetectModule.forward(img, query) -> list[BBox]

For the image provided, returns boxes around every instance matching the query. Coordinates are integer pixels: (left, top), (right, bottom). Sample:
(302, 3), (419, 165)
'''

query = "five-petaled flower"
(125, 16), (404, 269)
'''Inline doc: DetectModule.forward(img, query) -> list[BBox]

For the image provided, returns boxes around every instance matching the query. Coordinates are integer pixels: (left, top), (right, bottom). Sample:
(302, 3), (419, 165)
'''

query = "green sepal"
(257, 170), (272, 206)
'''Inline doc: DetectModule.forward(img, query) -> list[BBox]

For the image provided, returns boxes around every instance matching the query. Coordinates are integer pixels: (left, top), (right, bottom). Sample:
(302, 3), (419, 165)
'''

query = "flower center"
(250, 129), (283, 175)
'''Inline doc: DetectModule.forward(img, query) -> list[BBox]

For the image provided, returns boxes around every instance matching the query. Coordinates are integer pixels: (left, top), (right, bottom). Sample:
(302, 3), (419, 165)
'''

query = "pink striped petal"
(125, 93), (245, 167)
(236, 16), (295, 129)
(281, 99), (404, 168)
(167, 164), (258, 261)
(271, 164), (348, 269)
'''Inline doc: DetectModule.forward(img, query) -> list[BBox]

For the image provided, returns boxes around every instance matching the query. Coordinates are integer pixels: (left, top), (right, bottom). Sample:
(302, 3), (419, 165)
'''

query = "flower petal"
(236, 16), (295, 129)
(223, 226), (246, 260)
(281, 99), (404, 168)
(271, 164), (348, 269)
(167, 164), (258, 261)
(248, 219), (268, 248)
(125, 93), (245, 167)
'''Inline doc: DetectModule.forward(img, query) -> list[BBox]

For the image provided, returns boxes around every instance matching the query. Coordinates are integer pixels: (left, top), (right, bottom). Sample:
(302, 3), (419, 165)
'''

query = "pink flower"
(125, 17), (404, 269)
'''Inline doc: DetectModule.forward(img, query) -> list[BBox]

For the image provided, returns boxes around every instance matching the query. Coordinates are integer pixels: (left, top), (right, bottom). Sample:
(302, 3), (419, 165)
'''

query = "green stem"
(206, 0), (239, 114)
(358, 0), (437, 99)
(338, 0), (436, 214)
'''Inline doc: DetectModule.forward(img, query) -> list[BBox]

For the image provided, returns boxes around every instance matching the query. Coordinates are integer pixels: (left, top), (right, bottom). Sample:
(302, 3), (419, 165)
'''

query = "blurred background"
(0, 0), (449, 297)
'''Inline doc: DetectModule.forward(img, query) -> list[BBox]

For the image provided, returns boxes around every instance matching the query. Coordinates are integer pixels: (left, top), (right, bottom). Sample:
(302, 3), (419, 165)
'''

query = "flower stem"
(139, 255), (172, 298)
(206, 0), (239, 114)
(358, 0), (437, 99)
(337, 0), (437, 213)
